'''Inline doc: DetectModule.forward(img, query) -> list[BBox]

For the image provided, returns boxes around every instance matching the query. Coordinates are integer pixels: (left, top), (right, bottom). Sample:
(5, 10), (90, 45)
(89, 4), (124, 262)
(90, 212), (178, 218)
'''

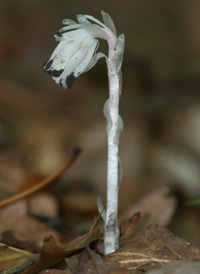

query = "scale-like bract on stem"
(43, 11), (125, 254)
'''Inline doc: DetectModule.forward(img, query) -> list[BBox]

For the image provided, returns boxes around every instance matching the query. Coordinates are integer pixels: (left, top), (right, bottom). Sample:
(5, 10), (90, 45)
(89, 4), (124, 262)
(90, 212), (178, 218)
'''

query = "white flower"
(43, 11), (119, 89)
(43, 10), (125, 255)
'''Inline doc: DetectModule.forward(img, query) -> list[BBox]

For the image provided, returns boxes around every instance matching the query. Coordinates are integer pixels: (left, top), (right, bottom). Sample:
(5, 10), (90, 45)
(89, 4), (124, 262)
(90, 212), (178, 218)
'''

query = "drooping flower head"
(43, 11), (123, 89)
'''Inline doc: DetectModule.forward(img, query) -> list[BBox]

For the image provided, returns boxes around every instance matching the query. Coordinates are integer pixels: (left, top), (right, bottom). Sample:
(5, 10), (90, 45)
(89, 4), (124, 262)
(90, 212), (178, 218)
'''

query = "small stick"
(0, 147), (81, 208)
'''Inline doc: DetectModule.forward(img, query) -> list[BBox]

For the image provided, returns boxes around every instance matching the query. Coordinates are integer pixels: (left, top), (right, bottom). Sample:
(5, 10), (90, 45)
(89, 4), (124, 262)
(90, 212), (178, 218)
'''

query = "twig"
(0, 147), (81, 208)
(0, 255), (40, 274)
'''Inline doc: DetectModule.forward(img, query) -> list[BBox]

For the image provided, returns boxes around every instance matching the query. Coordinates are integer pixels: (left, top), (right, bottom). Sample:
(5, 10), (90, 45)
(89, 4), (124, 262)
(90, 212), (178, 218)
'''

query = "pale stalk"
(43, 10), (125, 255)
(104, 35), (124, 254)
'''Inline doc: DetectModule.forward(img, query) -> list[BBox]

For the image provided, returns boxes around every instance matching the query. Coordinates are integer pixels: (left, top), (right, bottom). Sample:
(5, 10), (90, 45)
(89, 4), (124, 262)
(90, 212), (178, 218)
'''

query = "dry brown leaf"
(19, 216), (101, 273)
(77, 247), (128, 274)
(21, 235), (66, 274)
(146, 260), (200, 274)
(0, 215), (61, 247)
(28, 193), (59, 217)
(122, 186), (177, 227)
(0, 243), (34, 271)
(65, 254), (80, 274)
(0, 200), (28, 220)
(1, 230), (40, 253)
(105, 224), (200, 272)
(64, 215), (102, 257)
(120, 212), (141, 240)
(39, 270), (72, 274)
(60, 190), (98, 222)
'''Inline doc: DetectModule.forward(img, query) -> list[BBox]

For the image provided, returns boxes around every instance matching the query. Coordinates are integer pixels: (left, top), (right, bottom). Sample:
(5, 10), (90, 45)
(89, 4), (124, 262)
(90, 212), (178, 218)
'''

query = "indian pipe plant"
(43, 11), (125, 254)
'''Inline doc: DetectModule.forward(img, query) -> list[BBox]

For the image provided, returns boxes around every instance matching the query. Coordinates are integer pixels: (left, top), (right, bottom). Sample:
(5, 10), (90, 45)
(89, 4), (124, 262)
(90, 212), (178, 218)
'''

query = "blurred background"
(0, 0), (200, 244)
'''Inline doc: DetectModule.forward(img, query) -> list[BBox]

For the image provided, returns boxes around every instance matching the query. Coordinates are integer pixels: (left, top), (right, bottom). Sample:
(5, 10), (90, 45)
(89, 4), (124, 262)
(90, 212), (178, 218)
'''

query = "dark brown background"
(0, 0), (200, 242)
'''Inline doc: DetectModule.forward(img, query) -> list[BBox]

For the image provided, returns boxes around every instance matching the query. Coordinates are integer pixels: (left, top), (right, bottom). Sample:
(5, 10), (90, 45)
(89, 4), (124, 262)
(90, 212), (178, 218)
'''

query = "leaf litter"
(106, 223), (200, 272)
(0, 146), (199, 274)
(0, 243), (37, 272)
(1, 212), (200, 274)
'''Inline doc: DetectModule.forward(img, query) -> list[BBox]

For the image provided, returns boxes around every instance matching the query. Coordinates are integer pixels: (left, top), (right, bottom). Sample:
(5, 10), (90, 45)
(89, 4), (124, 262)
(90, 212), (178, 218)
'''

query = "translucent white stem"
(104, 35), (124, 254)
(104, 75), (120, 254)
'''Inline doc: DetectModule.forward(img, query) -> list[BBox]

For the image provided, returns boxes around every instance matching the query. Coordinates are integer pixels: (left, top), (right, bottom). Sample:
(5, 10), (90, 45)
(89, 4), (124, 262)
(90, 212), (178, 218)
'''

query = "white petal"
(83, 22), (110, 40)
(79, 14), (110, 32)
(117, 34), (125, 52)
(44, 29), (98, 89)
(85, 52), (106, 72)
(77, 14), (116, 41)
(58, 24), (82, 34)
(62, 19), (77, 25)
(101, 11), (117, 36)
(46, 29), (90, 71)
(68, 35), (98, 77)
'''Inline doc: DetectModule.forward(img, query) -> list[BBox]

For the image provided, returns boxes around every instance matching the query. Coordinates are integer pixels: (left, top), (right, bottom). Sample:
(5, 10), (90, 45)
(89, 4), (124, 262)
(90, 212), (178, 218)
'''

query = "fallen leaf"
(60, 190), (98, 222)
(64, 215), (102, 257)
(39, 269), (72, 274)
(77, 247), (128, 274)
(0, 215), (62, 247)
(105, 224), (200, 272)
(65, 254), (80, 274)
(1, 230), (40, 253)
(146, 260), (200, 274)
(20, 216), (102, 274)
(120, 212), (141, 240)
(28, 193), (59, 217)
(21, 235), (66, 274)
(0, 200), (27, 220)
(0, 243), (34, 271)
(122, 185), (177, 227)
